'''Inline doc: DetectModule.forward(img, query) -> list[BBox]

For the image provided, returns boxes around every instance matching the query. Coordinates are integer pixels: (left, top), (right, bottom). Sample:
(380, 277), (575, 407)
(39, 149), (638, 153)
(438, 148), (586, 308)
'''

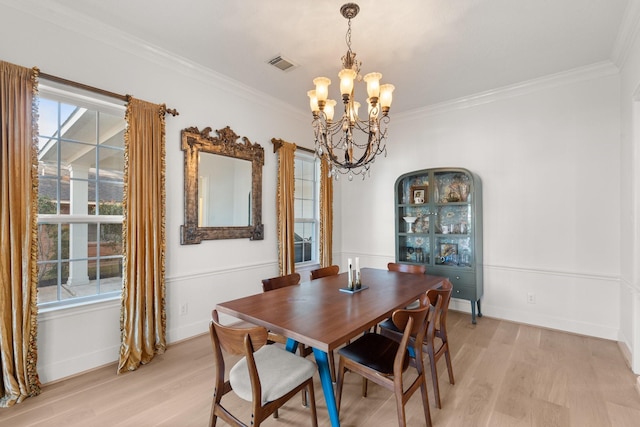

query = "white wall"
(619, 0), (640, 374)
(0, 2), (313, 383)
(338, 64), (623, 340)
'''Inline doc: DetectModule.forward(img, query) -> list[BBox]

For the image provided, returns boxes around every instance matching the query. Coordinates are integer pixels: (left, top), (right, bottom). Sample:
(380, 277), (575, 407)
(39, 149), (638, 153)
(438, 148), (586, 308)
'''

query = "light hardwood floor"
(2, 311), (640, 426)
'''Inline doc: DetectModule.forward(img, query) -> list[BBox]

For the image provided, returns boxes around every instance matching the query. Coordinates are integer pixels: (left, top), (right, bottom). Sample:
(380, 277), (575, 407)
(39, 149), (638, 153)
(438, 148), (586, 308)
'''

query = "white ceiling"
(47, 0), (633, 114)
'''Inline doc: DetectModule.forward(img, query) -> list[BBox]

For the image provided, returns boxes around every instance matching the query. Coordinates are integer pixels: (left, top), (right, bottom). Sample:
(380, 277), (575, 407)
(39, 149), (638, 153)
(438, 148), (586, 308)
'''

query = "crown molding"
(396, 61), (620, 122)
(612, 0), (640, 69)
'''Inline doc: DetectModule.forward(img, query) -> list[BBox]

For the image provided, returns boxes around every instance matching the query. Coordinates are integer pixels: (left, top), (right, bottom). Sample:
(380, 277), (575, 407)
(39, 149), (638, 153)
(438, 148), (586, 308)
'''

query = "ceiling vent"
(268, 55), (297, 72)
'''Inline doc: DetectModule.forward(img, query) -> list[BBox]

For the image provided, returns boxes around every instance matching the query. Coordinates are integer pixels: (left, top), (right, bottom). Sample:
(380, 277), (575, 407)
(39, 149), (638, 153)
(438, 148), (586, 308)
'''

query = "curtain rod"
(38, 72), (179, 117)
(271, 138), (315, 154)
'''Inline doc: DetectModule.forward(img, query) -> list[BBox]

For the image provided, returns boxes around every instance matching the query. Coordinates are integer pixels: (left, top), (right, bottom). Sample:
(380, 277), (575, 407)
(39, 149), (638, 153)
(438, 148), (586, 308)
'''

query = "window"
(294, 152), (319, 264)
(36, 85), (126, 307)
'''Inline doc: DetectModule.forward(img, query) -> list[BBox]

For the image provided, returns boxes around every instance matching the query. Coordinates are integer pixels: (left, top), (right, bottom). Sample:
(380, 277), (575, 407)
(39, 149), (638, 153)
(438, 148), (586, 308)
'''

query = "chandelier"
(307, 3), (395, 180)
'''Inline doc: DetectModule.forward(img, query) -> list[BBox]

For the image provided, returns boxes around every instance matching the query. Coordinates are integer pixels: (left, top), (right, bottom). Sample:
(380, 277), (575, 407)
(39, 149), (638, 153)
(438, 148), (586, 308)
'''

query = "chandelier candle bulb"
(364, 72), (382, 100)
(325, 99), (337, 121)
(379, 84), (395, 113)
(339, 69), (356, 97)
(307, 90), (319, 113)
(313, 77), (331, 106)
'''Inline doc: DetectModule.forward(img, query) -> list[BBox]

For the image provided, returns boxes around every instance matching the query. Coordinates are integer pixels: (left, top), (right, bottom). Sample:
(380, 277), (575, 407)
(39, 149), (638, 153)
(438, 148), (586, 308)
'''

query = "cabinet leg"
(477, 299), (483, 318)
(471, 300), (477, 324)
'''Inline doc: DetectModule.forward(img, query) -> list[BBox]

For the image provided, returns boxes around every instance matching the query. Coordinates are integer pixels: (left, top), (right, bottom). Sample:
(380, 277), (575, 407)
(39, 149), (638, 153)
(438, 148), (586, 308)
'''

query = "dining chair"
(387, 262), (426, 275)
(261, 273), (305, 347)
(335, 294), (441, 427)
(261, 272), (301, 292)
(309, 265), (339, 280)
(309, 265), (340, 382)
(209, 310), (318, 427)
(379, 280), (454, 409)
(261, 272), (312, 407)
(388, 262), (426, 311)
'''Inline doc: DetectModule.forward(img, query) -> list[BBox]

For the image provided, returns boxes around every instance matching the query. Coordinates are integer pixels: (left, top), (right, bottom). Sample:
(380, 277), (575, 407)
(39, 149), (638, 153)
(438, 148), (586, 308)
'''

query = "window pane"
(98, 257), (123, 284)
(294, 178), (303, 197)
(98, 112), (125, 149)
(38, 178), (58, 214)
(301, 160), (315, 180)
(68, 223), (91, 262)
(294, 198), (302, 217)
(37, 262), (60, 304)
(60, 140), (96, 170)
(38, 137), (57, 166)
(63, 109), (97, 144)
(301, 180), (313, 199)
(294, 223), (312, 263)
(65, 260), (93, 298)
(99, 223), (123, 255)
(294, 158), (303, 178)
(301, 200), (314, 218)
(96, 181), (124, 209)
(98, 146), (124, 177)
(37, 224), (59, 261)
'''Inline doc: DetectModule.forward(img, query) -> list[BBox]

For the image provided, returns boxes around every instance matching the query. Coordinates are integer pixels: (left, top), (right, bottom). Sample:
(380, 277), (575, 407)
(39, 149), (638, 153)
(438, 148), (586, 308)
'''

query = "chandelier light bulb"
(364, 72), (382, 100)
(307, 90), (319, 113)
(339, 68), (357, 98)
(379, 84), (395, 112)
(313, 77), (331, 107)
(325, 99), (337, 121)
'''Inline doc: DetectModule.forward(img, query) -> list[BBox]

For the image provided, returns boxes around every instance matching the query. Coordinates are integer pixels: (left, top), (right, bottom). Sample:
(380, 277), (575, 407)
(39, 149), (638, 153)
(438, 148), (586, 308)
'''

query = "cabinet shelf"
(395, 168), (483, 324)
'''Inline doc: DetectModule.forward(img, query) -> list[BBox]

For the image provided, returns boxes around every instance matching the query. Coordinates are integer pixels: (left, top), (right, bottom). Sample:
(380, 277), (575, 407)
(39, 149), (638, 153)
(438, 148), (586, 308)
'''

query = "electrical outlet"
(179, 303), (188, 316)
(527, 293), (536, 304)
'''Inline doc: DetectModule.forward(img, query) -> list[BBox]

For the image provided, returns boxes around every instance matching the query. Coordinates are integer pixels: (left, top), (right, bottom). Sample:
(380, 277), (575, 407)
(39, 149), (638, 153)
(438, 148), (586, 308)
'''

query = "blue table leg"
(285, 340), (340, 426)
(313, 348), (341, 427)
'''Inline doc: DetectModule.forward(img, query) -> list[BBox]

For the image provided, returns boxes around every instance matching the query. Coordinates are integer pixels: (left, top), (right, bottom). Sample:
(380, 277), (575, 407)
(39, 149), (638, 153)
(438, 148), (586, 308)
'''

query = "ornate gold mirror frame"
(180, 126), (264, 244)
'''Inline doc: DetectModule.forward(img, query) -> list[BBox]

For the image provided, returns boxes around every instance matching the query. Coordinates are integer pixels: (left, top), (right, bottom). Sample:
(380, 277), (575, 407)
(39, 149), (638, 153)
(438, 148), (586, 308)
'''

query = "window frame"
(36, 83), (126, 309)
(293, 151), (320, 266)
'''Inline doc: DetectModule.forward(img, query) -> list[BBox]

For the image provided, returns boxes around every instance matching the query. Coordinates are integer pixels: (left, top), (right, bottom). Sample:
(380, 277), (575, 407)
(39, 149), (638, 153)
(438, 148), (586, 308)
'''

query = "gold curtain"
(319, 156), (334, 267)
(275, 139), (296, 275)
(0, 61), (41, 406)
(118, 97), (167, 373)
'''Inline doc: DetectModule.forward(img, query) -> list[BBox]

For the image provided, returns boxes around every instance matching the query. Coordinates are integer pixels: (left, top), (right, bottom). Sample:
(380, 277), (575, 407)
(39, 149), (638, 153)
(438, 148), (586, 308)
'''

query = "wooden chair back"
(387, 262), (426, 275)
(428, 279), (453, 331)
(261, 272), (301, 292)
(336, 295), (441, 427)
(209, 309), (318, 427)
(210, 310), (267, 356)
(310, 265), (339, 280)
(423, 279), (455, 408)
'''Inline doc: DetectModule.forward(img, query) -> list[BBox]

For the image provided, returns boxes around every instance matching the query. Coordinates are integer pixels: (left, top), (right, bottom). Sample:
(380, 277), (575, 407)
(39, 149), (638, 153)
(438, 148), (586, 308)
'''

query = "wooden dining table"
(216, 267), (447, 427)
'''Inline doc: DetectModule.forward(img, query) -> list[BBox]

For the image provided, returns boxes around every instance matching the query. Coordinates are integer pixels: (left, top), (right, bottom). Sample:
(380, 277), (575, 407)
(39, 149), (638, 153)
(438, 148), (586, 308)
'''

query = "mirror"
(181, 126), (264, 244)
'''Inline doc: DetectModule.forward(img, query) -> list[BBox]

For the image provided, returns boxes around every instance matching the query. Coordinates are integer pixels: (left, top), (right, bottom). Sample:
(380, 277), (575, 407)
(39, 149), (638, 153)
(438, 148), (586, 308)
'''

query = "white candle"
(355, 257), (360, 273)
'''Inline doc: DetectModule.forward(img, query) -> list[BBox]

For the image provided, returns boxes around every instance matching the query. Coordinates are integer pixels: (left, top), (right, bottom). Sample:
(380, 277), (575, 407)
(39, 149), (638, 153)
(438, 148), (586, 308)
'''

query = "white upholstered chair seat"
(230, 344), (317, 405)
